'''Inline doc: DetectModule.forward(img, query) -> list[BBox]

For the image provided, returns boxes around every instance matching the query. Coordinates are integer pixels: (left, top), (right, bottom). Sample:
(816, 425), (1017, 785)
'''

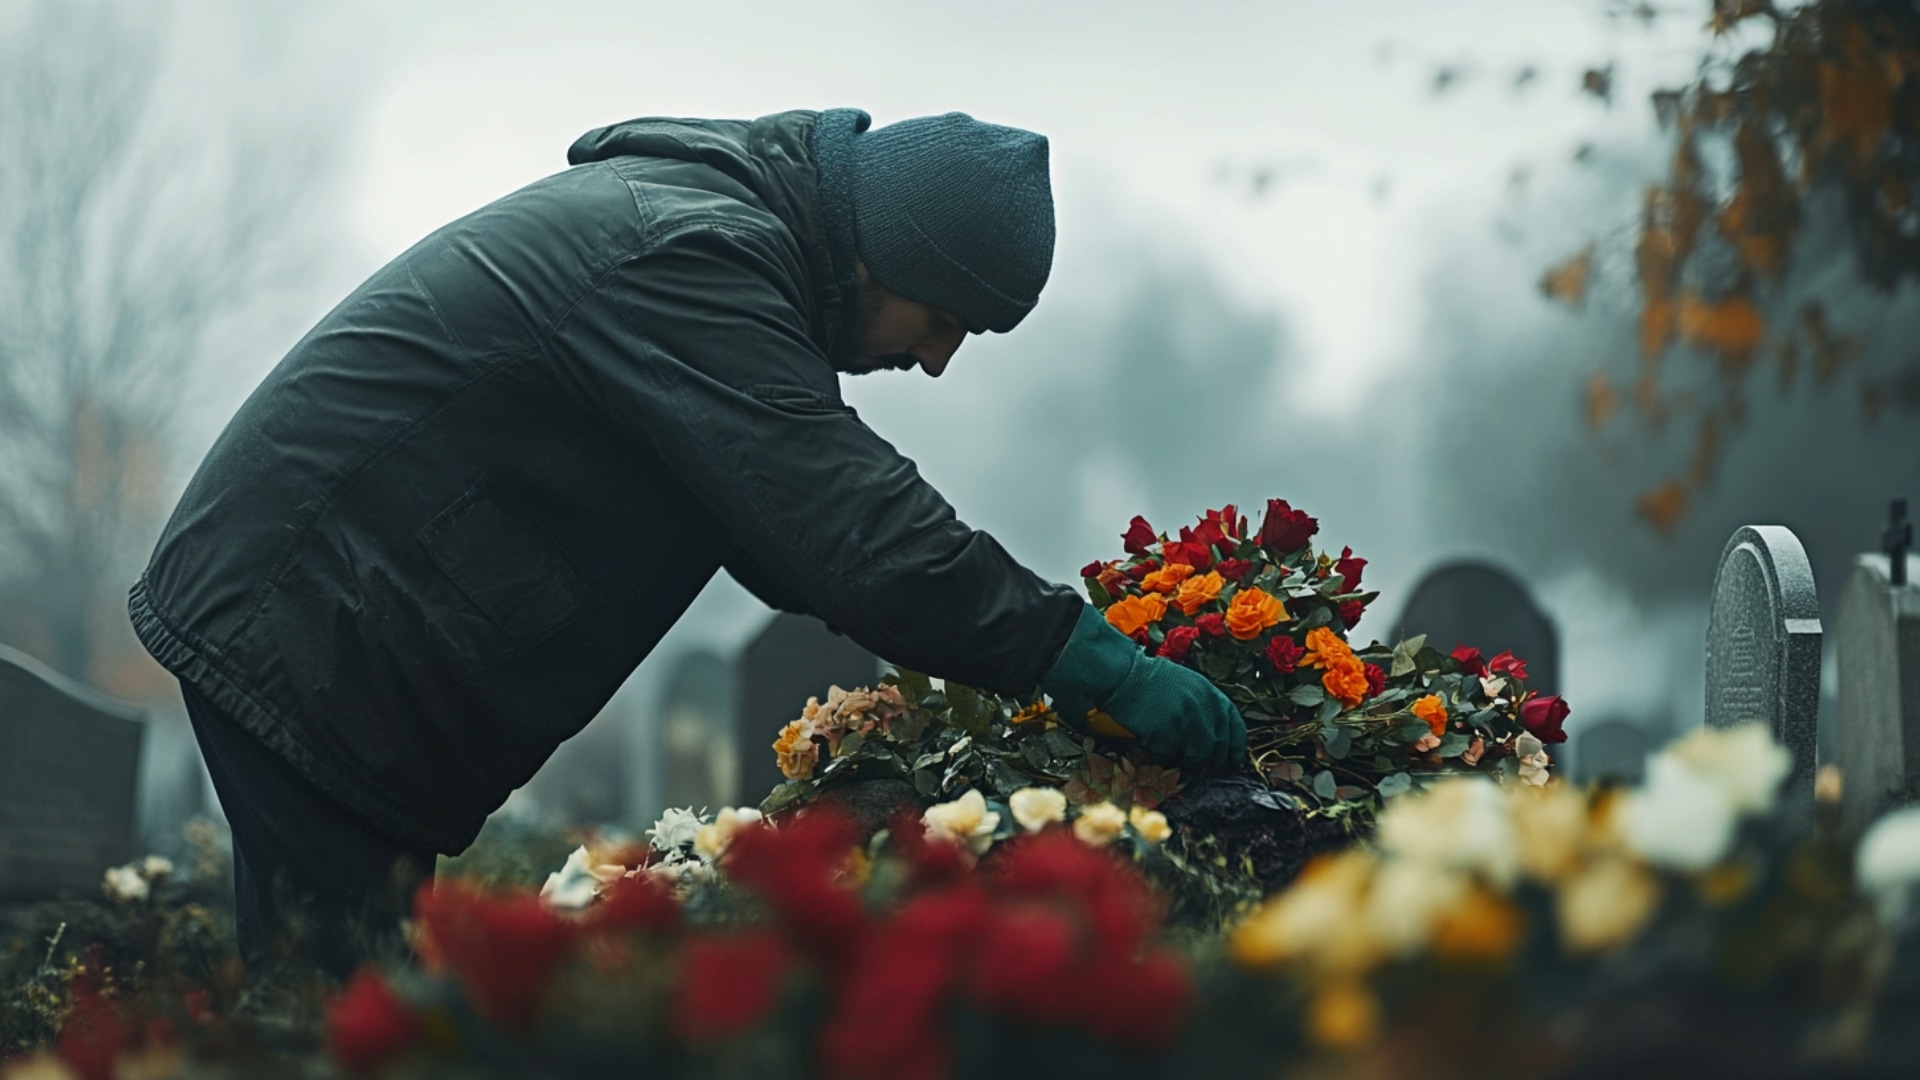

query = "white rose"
(1857, 805), (1920, 919)
(1008, 787), (1068, 833)
(1071, 801), (1128, 847)
(1375, 777), (1518, 888)
(1128, 805), (1172, 844)
(1666, 724), (1791, 815)
(1620, 754), (1738, 871)
(648, 807), (704, 852)
(923, 789), (1000, 856)
(102, 864), (150, 903)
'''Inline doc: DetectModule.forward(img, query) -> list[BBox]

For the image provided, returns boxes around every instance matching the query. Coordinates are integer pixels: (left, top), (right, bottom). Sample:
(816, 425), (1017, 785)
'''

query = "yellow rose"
(1556, 856), (1661, 953)
(1103, 593), (1168, 637)
(1224, 587), (1287, 640)
(1129, 805), (1172, 844)
(1172, 571), (1225, 616)
(772, 719), (818, 780)
(1009, 787), (1068, 832)
(1071, 801), (1128, 846)
(923, 789), (1000, 856)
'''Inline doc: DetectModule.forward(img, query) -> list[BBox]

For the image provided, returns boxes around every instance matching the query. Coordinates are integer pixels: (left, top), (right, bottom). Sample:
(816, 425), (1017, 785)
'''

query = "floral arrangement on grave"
(757, 499), (1572, 884)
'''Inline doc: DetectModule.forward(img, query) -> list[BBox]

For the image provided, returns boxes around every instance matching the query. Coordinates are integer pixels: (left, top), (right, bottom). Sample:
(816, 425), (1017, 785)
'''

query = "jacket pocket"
(417, 482), (593, 651)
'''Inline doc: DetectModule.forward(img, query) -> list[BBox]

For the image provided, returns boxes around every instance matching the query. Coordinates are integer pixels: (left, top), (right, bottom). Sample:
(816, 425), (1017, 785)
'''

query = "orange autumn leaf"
(1586, 373), (1619, 431)
(1635, 480), (1690, 534)
(1639, 295), (1675, 359)
(1677, 293), (1765, 371)
(1540, 245), (1593, 309)
(1104, 593), (1168, 637)
(1224, 587), (1287, 640)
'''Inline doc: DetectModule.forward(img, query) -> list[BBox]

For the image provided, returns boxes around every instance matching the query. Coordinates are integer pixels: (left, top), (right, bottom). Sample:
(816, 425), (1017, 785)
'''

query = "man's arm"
(553, 219), (1081, 696)
(724, 545), (815, 619)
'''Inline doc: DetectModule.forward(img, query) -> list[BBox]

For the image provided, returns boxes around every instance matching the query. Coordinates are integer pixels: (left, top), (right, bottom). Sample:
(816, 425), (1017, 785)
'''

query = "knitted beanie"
(814, 109), (1054, 333)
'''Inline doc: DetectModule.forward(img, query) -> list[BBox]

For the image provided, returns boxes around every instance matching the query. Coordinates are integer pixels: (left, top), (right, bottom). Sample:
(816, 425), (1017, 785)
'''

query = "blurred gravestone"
(1576, 719), (1648, 785)
(655, 649), (737, 816)
(1837, 499), (1920, 828)
(1705, 525), (1822, 797)
(519, 714), (629, 825)
(0, 644), (145, 900)
(1394, 560), (1559, 694)
(736, 614), (880, 804)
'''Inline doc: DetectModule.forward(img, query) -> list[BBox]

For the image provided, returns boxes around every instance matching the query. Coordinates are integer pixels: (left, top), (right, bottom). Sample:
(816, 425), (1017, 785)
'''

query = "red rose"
(1215, 557), (1253, 582)
(1363, 663), (1386, 699)
(1194, 613), (1227, 638)
(1266, 636), (1305, 673)
(1130, 627), (1152, 648)
(1163, 539), (1213, 570)
(1157, 624), (1200, 663)
(1489, 651), (1529, 681)
(1257, 498), (1319, 554)
(1080, 561), (1105, 579)
(1334, 546), (1367, 593)
(1451, 645), (1485, 677)
(1339, 600), (1366, 629)
(1124, 559), (1158, 581)
(967, 905), (1080, 1023)
(677, 931), (792, 1042)
(326, 971), (423, 1073)
(1519, 694), (1570, 744)
(1122, 515), (1158, 556)
(412, 883), (576, 1029)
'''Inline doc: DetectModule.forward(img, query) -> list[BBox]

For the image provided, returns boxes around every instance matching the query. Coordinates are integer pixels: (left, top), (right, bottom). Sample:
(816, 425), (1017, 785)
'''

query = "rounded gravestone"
(1393, 561), (1558, 694)
(1704, 525), (1822, 794)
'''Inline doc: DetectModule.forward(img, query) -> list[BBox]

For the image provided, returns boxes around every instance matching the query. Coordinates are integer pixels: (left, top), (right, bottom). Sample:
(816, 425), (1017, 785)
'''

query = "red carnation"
(1194, 613), (1227, 638)
(967, 904), (1081, 1024)
(1339, 600), (1366, 629)
(723, 810), (868, 962)
(413, 882), (576, 1029)
(1451, 645), (1485, 677)
(1215, 557), (1253, 582)
(1520, 694), (1570, 744)
(1157, 624), (1200, 663)
(1266, 636), (1305, 673)
(1363, 663), (1386, 699)
(1334, 546), (1367, 593)
(327, 969), (423, 1074)
(1122, 515), (1158, 556)
(1257, 498), (1319, 554)
(1489, 651), (1529, 681)
(677, 931), (792, 1042)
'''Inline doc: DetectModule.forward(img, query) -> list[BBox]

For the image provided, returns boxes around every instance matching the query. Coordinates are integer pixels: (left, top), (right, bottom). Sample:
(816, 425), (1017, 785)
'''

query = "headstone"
(1576, 719), (1649, 785)
(1394, 560), (1559, 693)
(655, 650), (737, 815)
(0, 644), (145, 900)
(1837, 499), (1920, 828)
(1705, 525), (1822, 795)
(735, 614), (880, 804)
(518, 713), (629, 825)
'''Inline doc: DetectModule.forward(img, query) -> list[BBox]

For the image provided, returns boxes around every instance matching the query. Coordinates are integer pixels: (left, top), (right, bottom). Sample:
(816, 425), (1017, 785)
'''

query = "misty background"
(3, 0), (1913, 836)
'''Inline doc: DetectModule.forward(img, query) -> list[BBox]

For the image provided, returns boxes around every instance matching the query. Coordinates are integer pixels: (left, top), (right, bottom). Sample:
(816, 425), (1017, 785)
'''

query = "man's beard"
(827, 277), (918, 376)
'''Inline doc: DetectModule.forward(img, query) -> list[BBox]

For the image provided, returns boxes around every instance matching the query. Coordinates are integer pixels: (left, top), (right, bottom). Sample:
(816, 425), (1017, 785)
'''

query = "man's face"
(830, 264), (972, 378)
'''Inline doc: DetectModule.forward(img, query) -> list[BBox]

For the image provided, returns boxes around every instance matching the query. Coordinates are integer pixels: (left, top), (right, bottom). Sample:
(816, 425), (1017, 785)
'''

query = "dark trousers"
(180, 680), (437, 982)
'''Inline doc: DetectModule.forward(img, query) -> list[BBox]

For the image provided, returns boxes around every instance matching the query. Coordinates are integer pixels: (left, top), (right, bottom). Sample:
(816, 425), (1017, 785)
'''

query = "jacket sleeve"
(724, 544), (816, 619)
(552, 219), (1082, 696)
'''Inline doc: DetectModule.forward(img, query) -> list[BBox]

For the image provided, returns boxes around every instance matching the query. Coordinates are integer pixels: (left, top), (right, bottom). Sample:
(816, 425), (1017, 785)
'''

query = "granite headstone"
(1394, 560), (1559, 693)
(1836, 503), (1920, 828)
(1577, 719), (1650, 785)
(656, 649), (737, 816)
(0, 644), (145, 901)
(736, 614), (881, 804)
(1705, 525), (1822, 795)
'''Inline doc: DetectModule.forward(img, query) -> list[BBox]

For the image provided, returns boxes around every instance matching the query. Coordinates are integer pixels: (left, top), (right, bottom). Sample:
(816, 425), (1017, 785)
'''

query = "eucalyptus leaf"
(1302, 606), (1332, 629)
(912, 768), (939, 796)
(1287, 683), (1326, 707)
(1390, 644), (1417, 679)
(1399, 634), (1428, 656)
(1324, 728), (1352, 760)
(1020, 740), (1051, 770)
(1467, 707), (1499, 730)
(1376, 772), (1412, 798)
(1313, 770), (1337, 800)
(1043, 728), (1084, 758)
(1437, 732), (1471, 758)
(1315, 698), (1343, 724)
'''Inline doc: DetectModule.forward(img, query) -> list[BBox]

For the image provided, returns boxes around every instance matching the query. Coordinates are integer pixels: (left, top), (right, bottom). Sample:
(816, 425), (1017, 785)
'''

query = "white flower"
(1365, 859), (1469, 954)
(1071, 801), (1128, 847)
(1665, 724), (1791, 815)
(540, 845), (627, 910)
(1008, 787), (1068, 832)
(1479, 675), (1508, 702)
(923, 789), (1000, 856)
(694, 807), (763, 861)
(1516, 732), (1552, 787)
(102, 865), (150, 903)
(1857, 805), (1920, 919)
(1620, 753), (1738, 871)
(1375, 777), (1518, 888)
(140, 855), (174, 882)
(648, 807), (704, 853)
(1129, 805), (1172, 844)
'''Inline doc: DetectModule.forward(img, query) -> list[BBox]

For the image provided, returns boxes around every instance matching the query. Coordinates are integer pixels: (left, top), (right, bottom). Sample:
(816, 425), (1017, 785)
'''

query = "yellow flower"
(1410, 694), (1448, 737)
(1429, 884), (1526, 964)
(1072, 801), (1128, 847)
(1556, 856), (1661, 953)
(1301, 626), (1354, 669)
(1104, 593), (1168, 637)
(1512, 784), (1592, 884)
(772, 719), (818, 780)
(1229, 851), (1383, 973)
(1139, 562), (1195, 594)
(1009, 787), (1068, 832)
(923, 789), (1000, 856)
(1224, 586), (1287, 640)
(1129, 805), (1172, 844)
(1322, 658), (1370, 709)
(1306, 978), (1380, 1049)
(694, 807), (763, 861)
(1172, 571), (1225, 615)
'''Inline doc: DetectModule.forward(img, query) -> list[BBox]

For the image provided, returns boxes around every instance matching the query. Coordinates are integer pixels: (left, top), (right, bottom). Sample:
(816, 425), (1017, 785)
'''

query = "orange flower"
(1322, 659), (1370, 709)
(1139, 562), (1196, 594)
(1011, 703), (1056, 727)
(1104, 593), (1168, 637)
(1410, 694), (1448, 736)
(1173, 571), (1225, 616)
(772, 720), (818, 780)
(1301, 626), (1354, 670)
(1224, 587), (1287, 640)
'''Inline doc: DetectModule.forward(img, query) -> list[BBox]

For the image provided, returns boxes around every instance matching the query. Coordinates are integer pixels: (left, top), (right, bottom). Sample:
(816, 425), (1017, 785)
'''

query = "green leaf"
(1316, 698), (1343, 724)
(759, 781), (810, 816)
(1399, 634), (1428, 656)
(1324, 728), (1352, 760)
(891, 710), (928, 744)
(920, 691), (949, 711)
(892, 669), (935, 706)
(1467, 707), (1499, 730)
(1301, 606), (1333, 629)
(1437, 732), (1471, 758)
(1288, 684), (1326, 707)
(1377, 772), (1412, 798)
(1085, 579), (1113, 606)
(1043, 728), (1084, 758)
(945, 683), (992, 735)
(912, 768), (939, 796)
(1313, 770), (1337, 800)
(837, 731), (864, 758)
(1020, 740), (1051, 770)
(1390, 642), (1417, 678)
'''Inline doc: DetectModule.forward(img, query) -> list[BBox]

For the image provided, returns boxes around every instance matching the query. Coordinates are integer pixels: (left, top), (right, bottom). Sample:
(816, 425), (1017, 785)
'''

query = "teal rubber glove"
(1039, 605), (1249, 773)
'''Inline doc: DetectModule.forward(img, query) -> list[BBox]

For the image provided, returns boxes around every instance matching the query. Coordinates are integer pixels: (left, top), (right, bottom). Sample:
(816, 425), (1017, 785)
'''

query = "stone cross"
(1705, 525), (1822, 796)
(1837, 502), (1920, 828)
(0, 644), (145, 901)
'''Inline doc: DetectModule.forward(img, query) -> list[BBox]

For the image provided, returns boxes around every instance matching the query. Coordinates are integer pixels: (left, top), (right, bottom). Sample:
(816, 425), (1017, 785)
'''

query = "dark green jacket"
(129, 110), (1081, 852)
